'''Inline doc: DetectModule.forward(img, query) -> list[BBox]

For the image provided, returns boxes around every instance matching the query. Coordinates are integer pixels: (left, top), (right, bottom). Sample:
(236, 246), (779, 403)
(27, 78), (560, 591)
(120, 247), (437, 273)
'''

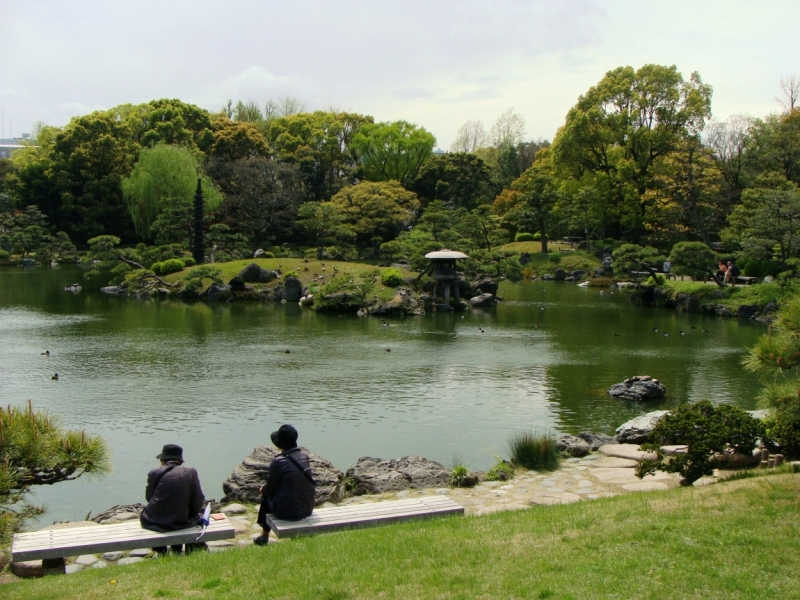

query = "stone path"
(334, 452), (681, 516)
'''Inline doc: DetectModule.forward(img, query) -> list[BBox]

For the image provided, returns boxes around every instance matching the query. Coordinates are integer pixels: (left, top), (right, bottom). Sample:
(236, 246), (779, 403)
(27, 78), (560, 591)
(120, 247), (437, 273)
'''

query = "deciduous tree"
(351, 121), (436, 186)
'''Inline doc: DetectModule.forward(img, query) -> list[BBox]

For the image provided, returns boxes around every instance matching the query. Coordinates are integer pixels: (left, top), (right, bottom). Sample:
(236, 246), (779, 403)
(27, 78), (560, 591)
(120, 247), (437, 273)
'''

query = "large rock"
(238, 262), (278, 284)
(369, 288), (424, 316)
(577, 431), (616, 451)
(469, 293), (495, 307)
(607, 375), (666, 401)
(615, 410), (669, 444)
(553, 269), (567, 281)
(222, 446), (345, 506)
(281, 276), (303, 302)
(202, 282), (232, 302)
(738, 304), (760, 319)
(471, 275), (498, 297)
(555, 434), (590, 457)
(345, 456), (450, 495)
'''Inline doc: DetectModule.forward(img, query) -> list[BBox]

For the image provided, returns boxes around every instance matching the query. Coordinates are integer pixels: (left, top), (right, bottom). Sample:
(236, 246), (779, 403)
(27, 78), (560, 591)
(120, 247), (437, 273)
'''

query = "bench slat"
(12, 517), (235, 562)
(266, 496), (464, 538)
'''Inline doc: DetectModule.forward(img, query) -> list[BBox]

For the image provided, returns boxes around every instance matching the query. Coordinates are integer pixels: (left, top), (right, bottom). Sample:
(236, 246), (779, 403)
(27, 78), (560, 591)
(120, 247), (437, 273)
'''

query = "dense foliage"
(1, 64), (799, 286)
(637, 400), (760, 485)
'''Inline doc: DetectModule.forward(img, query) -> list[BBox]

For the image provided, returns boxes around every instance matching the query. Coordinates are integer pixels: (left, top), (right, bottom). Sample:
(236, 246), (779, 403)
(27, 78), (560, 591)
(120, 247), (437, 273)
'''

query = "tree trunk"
(539, 218), (548, 253)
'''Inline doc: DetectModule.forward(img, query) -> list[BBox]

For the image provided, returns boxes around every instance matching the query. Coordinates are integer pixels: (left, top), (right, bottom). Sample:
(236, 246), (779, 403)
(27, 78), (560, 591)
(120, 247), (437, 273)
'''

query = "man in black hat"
(255, 424), (316, 545)
(140, 443), (207, 554)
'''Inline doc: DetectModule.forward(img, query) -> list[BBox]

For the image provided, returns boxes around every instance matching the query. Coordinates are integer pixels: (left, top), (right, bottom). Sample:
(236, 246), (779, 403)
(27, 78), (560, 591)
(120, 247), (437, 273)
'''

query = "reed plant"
(508, 430), (559, 472)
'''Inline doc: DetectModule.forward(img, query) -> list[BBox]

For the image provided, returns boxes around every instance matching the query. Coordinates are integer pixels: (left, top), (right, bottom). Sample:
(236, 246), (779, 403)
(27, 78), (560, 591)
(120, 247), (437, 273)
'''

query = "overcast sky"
(2, 0), (798, 147)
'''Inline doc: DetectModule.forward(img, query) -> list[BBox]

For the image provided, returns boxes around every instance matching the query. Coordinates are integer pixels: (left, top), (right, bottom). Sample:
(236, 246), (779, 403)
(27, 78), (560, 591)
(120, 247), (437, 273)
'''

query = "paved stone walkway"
(335, 451), (682, 516)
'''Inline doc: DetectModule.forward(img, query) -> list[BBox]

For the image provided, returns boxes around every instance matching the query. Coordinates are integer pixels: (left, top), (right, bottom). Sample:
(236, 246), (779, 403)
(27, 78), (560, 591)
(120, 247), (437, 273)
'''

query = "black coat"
(264, 447), (315, 520)
(140, 461), (205, 532)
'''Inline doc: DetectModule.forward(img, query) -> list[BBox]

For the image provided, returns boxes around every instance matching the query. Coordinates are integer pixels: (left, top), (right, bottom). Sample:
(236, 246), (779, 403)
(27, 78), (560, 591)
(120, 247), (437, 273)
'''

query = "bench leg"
(42, 557), (65, 575)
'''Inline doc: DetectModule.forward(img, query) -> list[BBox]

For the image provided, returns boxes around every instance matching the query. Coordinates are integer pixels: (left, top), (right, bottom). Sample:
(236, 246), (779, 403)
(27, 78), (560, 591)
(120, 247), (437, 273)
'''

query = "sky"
(2, 0), (799, 148)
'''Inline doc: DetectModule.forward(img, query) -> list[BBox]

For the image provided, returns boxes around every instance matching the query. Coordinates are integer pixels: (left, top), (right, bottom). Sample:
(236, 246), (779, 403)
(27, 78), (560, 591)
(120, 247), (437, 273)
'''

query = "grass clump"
(508, 431), (559, 472)
(485, 455), (515, 481)
(448, 454), (478, 488)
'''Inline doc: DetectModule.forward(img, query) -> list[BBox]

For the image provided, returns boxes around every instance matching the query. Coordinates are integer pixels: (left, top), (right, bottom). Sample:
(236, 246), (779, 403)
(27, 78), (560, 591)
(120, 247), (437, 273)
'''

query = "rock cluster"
(221, 445), (345, 505)
(607, 375), (666, 401)
(615, 410), (669, 444)
(237, 262), (278, 284)
(555, 434), (590, 457)
(367, 287), (424, 316)
(345, 455), (450, 495)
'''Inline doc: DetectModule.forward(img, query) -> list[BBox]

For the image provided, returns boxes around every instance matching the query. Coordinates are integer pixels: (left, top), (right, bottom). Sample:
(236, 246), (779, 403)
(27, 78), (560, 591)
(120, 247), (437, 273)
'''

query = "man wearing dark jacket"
(255, 424), (316, 546)
(140, 444), (207, 554)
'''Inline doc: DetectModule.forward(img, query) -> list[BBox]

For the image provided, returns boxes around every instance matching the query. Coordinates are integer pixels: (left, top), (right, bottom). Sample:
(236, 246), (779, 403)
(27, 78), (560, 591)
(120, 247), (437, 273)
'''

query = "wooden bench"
(735, 276), (758, 285)
(265, 496), (464, 538)
(11, 514), (235, 565)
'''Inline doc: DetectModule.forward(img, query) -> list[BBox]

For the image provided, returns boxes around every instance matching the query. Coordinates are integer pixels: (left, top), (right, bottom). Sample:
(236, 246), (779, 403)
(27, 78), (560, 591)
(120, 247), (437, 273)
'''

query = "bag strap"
(283, 450), (315, 486)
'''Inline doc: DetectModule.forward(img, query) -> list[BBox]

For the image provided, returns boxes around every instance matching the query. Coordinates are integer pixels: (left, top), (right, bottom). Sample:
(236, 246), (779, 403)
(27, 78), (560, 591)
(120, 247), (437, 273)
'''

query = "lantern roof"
(424, 250), (469, 260)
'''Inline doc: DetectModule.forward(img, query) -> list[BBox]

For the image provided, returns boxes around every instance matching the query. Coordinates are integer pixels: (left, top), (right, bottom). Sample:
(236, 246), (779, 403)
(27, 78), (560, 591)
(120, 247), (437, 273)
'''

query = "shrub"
(182, 265), (223, 291)
(182, 257), (196, 267)
(743, 260), (782, 279)
(515, 232), (536, 242)
(548, 251), (561, 264)
(151, 258), (185, 276)
(668, 241), (716, 281)
(612, 244), (663, 277)
(0, 249), (10, 262)
(644, 274), (666, 286)
(508, 431), (559, 471)
(637, 400), (760, 486)
(260, 251), (275, 259)
(485, 456), (515, 481)
(381, 268), (403, 287)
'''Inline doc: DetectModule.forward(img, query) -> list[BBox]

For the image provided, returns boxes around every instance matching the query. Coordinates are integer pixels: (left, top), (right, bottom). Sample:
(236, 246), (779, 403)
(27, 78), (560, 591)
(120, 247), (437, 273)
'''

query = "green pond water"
(0, 267), (765, 523)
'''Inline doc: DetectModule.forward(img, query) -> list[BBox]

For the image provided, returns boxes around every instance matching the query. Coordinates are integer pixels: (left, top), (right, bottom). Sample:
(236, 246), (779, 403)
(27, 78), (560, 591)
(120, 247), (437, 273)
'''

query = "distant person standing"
(140, 444), (207, 554)
(663, 260), (673, 280)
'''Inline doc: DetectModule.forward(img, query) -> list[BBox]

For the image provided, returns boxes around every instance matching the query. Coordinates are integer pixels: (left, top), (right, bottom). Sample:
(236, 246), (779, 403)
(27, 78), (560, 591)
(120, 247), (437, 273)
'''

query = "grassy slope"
(9, 474), (800, 600)
(496, 244), (601, 276)
(164, 258), (416, 303)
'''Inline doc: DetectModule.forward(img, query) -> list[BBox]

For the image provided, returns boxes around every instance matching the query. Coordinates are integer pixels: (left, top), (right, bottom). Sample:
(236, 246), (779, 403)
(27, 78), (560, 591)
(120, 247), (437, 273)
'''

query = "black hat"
(156, 444), (184, 462)
(271, 424), (299, 450)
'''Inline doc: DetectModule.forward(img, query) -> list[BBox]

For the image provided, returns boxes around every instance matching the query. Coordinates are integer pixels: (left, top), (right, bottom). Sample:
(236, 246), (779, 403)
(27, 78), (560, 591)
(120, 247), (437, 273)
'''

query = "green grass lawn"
(8, 474), (800, 599)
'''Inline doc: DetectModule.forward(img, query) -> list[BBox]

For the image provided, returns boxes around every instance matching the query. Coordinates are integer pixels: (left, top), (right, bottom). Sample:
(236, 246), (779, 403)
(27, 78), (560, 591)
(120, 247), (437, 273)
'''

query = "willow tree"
(1, 401), (109, 537)
(122, 144), (222, 243)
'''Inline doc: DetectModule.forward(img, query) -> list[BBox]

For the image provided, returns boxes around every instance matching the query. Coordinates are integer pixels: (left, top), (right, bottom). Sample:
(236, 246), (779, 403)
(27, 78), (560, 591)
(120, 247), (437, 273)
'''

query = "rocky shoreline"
(6, 407), (790, 580)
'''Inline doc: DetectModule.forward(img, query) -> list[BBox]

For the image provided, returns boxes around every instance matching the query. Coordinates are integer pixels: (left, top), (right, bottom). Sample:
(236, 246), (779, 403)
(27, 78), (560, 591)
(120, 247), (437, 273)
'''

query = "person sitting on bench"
(140, 443), (207, 554)
(255, 425), (316, 546)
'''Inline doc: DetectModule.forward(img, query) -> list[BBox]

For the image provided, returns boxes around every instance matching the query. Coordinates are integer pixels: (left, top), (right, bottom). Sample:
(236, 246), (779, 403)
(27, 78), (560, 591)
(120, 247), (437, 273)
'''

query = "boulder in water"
(607, 375), (666, 401)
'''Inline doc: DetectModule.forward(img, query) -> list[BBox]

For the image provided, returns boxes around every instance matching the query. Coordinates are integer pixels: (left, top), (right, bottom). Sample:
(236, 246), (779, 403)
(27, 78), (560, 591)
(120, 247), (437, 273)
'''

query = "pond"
(0, 267), (765, 523)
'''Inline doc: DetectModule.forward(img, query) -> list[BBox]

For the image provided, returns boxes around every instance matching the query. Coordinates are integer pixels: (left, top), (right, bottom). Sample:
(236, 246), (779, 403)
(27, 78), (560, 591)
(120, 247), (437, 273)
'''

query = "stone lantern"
(423, 249), (468, 308)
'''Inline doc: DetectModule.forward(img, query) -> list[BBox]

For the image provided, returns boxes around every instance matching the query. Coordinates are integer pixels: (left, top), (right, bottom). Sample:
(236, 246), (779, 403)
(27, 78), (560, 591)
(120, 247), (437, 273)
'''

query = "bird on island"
(680, 331), (686, 336)
(41, 350), (50, 356)
(285, 349), (291, 354)
(460, 315), (465, 319)
(540, 307), (545, 311)
(653, 328), (658, 333)
(663, 332), (669, 337)
(52, 373), (59, 381)
(614, 333), (621, 337)
(702, 328), (709, 333)
(691, 325), (697, 329)
(599, 290), (604, 295)
(385, 348), (391, 352)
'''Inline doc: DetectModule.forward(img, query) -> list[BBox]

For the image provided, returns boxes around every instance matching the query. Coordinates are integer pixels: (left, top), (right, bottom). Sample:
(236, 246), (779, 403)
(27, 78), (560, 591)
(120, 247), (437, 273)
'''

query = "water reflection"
(0, 267), (765, 523)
